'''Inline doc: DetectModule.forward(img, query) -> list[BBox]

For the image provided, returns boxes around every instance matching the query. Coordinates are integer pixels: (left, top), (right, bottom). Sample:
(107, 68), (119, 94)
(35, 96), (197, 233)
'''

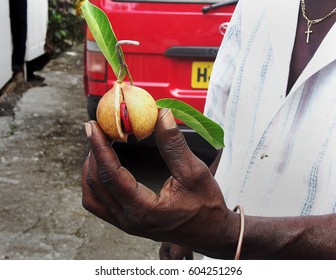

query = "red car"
(84, 0), (237, 161)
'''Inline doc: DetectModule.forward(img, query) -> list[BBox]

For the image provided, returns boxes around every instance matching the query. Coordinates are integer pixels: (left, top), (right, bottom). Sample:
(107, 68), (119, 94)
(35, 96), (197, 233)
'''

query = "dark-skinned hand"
(82, 108), (240, 259)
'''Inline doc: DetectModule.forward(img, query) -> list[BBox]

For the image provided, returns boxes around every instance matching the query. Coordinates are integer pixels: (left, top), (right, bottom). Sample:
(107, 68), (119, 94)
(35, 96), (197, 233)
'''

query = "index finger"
(82, 154), (120, 225)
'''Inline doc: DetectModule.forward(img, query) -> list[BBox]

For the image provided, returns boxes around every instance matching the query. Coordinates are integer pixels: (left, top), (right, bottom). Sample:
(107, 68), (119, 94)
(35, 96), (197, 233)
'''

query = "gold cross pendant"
(305, 21), (313, 43)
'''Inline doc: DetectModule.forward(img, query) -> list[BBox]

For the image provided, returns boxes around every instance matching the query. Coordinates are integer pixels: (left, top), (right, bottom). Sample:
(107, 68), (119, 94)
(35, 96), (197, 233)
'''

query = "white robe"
(204, 0), (336, 217)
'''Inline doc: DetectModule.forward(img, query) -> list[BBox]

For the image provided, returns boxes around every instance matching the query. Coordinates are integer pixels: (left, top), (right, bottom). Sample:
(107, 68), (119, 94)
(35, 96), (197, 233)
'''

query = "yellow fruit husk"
(122, 84), (158, 141)
(96, 82), (158, 142)
(96, 82), (127, 142)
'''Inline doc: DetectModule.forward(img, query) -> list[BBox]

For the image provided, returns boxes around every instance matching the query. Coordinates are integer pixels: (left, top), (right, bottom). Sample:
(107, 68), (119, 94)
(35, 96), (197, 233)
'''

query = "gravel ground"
(0, 45), (164, 260)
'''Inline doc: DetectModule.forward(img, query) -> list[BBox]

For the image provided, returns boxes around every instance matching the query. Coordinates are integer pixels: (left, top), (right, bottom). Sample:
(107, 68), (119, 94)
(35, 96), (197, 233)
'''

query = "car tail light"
(86, 40), (107, 82)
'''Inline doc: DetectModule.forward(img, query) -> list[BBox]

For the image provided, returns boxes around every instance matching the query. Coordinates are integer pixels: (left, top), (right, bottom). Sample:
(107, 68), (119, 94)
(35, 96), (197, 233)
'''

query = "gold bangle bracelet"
(233, 205), (245, 260)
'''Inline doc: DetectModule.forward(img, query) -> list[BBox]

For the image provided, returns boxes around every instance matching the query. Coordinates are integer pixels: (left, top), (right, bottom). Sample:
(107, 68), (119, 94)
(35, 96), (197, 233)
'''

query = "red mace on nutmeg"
(96, 81), (158, 142)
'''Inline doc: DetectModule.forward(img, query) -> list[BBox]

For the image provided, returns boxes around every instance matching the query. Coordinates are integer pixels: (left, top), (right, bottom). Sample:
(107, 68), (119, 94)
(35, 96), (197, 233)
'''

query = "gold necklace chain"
(300, 0), (336, 43)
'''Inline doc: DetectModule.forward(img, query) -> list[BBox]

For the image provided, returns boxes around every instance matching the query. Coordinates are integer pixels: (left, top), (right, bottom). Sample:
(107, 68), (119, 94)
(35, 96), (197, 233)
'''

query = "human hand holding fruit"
(82, 111), (238, 259)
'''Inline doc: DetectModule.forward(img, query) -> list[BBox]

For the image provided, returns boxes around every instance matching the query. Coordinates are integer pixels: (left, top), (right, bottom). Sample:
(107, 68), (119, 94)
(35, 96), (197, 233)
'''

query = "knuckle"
(97, 161), (124, 188)
(167, 132), (188, 154)
(183, 155), (209, 176)
(98, 164), (115, 186)
(192, 161), (210, 180)
(86, 173), (98, 194)
(181, 160), (212, 190)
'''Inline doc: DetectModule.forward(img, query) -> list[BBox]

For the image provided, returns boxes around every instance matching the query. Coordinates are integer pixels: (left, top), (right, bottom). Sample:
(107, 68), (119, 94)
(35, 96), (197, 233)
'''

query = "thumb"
(155, 108), (203, 180)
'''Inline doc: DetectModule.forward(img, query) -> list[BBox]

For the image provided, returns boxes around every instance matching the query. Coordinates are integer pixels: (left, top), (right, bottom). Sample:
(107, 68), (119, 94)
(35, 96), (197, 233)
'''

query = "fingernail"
(85, 122), (92, 138)
(161, 108), (177, 129)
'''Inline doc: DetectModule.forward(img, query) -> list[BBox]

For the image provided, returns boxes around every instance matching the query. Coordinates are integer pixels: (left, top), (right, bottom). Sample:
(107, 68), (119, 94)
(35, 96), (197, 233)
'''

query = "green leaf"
(81, 1), (224, 150)
(81, 0), (124, 80)
(156, 99), (224, 150)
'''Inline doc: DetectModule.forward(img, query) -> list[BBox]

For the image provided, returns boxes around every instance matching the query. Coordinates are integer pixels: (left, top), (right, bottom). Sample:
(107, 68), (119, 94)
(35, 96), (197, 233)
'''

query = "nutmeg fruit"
(96, 82), (158, 142)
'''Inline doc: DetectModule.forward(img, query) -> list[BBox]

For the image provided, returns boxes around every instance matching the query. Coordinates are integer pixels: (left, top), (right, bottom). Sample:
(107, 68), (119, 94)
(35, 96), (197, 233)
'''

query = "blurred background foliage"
(47, 0), (85, 55)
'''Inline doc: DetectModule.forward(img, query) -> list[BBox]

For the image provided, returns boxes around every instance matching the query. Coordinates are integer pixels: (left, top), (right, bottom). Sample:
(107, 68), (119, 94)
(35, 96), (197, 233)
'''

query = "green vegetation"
(47, 0), (84, 55)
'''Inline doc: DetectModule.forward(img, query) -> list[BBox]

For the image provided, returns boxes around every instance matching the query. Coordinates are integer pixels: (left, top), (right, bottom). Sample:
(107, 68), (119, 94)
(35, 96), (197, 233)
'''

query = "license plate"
(191, 61), (214, 89)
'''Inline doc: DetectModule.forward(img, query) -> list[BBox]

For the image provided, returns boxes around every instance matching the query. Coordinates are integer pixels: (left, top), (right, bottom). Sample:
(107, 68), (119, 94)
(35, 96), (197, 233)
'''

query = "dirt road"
(0, 46), (164, 260)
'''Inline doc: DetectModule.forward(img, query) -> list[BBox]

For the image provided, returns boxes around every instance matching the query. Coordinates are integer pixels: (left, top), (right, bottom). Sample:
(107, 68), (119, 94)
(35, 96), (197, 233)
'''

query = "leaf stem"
(115, 40), (140, 84)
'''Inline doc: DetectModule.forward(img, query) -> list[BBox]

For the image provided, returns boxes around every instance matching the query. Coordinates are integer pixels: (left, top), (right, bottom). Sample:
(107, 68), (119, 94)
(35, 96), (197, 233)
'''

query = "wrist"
(205, 206), (244, 259)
